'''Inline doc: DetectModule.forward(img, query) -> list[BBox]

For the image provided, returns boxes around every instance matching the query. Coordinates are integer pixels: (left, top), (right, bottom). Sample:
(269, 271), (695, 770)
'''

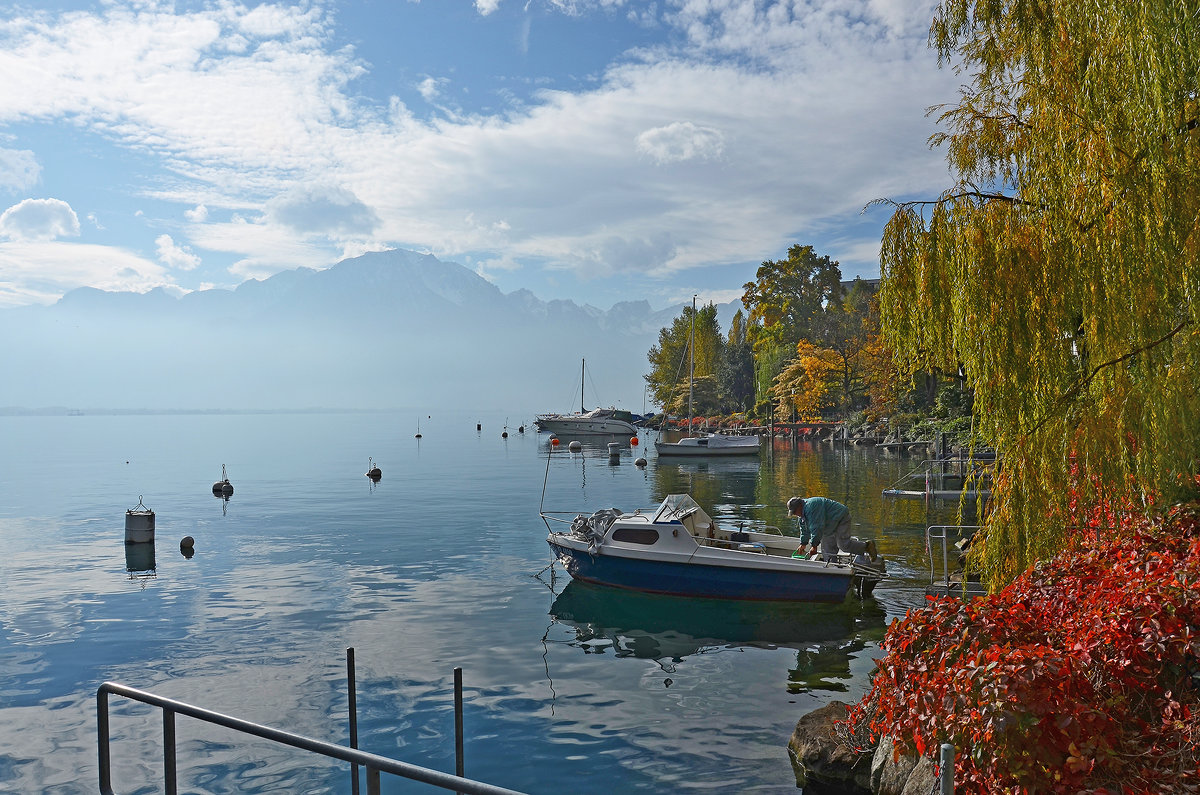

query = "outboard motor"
(852, 548), (887, 599)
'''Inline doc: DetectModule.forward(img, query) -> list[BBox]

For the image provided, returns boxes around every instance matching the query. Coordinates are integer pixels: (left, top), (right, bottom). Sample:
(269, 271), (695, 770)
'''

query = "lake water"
(0, 412), (969, 794)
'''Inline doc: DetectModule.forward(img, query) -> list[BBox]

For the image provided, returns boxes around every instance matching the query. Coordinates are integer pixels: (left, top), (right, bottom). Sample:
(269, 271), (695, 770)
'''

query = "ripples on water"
(0, 413), (970, 793)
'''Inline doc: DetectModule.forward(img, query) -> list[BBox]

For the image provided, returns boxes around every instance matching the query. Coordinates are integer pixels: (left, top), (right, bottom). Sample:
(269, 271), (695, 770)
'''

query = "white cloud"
(0, 148), (39, 192)
(0, 0), (956, 305)
(0, 241), (171, 307)
(636, 121), (724, 164)
(417, 76), (447, 102)
(0, 198), (80, 241)
(155, 233), (201, 270)
(266, 185), (381, 237)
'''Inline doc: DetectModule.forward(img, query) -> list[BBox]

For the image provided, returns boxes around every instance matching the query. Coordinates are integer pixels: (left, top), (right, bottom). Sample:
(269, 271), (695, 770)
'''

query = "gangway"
(882, 456), (997, 502)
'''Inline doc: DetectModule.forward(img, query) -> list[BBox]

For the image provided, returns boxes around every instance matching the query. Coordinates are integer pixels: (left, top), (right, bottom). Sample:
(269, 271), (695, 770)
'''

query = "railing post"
(163, 708), (177, 795)
(348, 647), (360, 795)
(367, 765), (381, 795)
(454, 666), (465, 793)
(939, 743), (955, 794)
(97, 688), (112, 794)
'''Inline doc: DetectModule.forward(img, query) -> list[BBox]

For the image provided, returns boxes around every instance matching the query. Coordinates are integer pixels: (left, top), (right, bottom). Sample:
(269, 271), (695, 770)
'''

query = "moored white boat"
(655, 432), (760, 456)
(543, 494), (870, 602)
(535, 407), (637, 436)
(653, 296), (759, 457)
(535, 358), (637, 437)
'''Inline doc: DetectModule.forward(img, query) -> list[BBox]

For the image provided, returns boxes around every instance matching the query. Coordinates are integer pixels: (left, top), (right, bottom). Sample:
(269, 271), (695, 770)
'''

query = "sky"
(0, 0), (959, 312)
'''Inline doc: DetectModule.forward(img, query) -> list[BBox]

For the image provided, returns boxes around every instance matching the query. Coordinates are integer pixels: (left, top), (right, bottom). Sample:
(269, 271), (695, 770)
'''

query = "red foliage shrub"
(845, 502), (1200, 793)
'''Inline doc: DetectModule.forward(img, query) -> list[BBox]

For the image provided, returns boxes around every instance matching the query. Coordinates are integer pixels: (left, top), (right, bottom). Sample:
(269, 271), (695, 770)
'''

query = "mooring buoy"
(125, 496), (155, 544)
(212, 463), (233, 496)
(366, 457), (382, 480)
(568, 440), (582, 452)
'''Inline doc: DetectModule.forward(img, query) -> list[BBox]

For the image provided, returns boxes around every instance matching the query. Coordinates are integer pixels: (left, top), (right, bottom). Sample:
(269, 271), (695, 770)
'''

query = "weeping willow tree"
(879, 0), (1200, 587)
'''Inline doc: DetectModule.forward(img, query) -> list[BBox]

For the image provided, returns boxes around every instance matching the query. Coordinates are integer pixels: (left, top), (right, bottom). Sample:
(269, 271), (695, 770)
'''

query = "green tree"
(646, 301), (725, 416)
(742, 244), (844, 358)
(810, 279), (877, 418)
(717, 310), (756, 412)
(877, 0), (1200, 586)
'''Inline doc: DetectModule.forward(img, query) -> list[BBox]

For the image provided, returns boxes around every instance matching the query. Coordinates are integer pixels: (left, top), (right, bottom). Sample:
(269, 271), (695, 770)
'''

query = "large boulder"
(787, 701), (873, 793)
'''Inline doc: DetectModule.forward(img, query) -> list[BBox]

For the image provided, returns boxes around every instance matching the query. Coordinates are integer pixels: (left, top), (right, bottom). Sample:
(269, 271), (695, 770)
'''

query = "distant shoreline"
(0, 407), (396, 417)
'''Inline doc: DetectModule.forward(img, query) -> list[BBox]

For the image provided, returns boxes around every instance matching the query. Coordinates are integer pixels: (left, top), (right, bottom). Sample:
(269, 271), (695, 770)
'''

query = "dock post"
(454, 667), (465, 794)
(348, 647), (359, 795)
(939, 743), (954, 794)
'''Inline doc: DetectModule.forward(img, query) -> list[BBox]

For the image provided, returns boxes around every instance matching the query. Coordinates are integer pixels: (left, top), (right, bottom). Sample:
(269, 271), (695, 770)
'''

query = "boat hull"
(536, 417), (637, 436)
(655, 435), (760, 457)
(547, 538), (851, 603)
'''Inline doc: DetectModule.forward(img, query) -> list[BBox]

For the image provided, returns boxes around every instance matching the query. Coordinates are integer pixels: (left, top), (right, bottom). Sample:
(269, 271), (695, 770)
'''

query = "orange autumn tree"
(877, 0), (1200, 587)
(772, 339), (840, 421)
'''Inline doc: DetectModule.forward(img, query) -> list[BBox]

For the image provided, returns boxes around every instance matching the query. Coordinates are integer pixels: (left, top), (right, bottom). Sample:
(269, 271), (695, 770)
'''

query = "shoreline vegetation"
(639, 0), (1200, 789)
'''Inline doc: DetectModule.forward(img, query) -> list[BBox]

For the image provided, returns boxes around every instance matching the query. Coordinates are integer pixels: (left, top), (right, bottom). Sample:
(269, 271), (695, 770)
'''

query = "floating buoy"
(125, 496), (155, 544)
(551, 437), (560, 447)
(630, 436), (639, 447)
(416, 418), (422, 439)
(518, 425), (525, 433)
(476, 422), (482, 431)
(180, 535), (195, 548)
(607, 442), (621, 457)
(635, 457), (647, 467)
(568, 440), (582, 452)
(366, 457), (382, 480)
(212, 464), (233, 496)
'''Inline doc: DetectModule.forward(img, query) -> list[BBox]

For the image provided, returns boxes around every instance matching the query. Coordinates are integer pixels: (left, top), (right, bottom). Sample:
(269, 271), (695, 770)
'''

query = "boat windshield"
(652, 494), (701, 523)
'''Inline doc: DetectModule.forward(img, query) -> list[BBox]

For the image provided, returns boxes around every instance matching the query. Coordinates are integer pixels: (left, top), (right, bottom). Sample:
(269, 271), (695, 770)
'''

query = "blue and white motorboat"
(543, 494), (863, 603)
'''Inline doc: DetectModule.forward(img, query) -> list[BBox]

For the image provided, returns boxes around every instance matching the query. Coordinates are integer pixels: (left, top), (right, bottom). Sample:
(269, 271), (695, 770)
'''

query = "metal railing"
(926, 525), (985, 598)
(97, 681), (527, 795)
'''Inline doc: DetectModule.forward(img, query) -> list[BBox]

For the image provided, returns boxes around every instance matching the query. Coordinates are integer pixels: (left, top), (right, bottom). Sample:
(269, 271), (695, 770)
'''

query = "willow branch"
(1025, 318), (1192, 436)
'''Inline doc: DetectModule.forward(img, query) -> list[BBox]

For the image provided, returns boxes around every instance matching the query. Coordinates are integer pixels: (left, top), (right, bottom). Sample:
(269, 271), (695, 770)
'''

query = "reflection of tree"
(787, 638), (869, 694)
(650, 460), (762, 521)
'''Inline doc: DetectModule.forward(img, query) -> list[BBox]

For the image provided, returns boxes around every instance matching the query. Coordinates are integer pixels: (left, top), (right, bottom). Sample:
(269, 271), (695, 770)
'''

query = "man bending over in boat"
(787, 496), (877, 561)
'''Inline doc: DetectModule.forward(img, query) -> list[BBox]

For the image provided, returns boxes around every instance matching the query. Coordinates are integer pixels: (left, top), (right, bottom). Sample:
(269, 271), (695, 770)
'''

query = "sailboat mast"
(580, 358), (586, 413)
(688, 295), (695, 434)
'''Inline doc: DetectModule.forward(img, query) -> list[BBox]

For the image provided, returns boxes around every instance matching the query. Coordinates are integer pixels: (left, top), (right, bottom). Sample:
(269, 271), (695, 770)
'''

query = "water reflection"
(124, 541), (156, 587)
(548, 581), (857, 665)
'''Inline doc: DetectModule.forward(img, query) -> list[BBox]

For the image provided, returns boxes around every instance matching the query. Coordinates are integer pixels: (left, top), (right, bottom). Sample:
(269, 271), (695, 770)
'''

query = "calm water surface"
(0, 413), (970, 793)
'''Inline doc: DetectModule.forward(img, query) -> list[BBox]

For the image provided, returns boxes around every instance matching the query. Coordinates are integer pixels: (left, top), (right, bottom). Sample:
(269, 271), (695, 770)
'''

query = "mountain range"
(0, 249), (744, 414)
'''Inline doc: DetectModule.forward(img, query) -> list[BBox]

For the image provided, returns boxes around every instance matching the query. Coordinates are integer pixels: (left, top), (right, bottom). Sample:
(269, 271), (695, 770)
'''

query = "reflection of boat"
(655, 297), (759, 457)
(543, 494), (858, 602)
(535, 359), (637, 437)
(549, 580), (855, 659)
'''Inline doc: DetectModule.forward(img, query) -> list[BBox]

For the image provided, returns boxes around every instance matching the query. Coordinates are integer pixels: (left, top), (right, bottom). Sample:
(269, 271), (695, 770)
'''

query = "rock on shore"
(788, 702), (936, 795)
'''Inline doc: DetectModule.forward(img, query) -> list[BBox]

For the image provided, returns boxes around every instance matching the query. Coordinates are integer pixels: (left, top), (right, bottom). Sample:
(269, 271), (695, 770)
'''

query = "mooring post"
(348, 647), (359, 795)
(454, 666), (465, 794)
(939, 743), (954, 794)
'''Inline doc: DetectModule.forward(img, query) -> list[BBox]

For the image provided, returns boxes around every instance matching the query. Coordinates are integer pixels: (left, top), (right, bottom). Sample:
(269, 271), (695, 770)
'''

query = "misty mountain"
(0, 249), (745, 413)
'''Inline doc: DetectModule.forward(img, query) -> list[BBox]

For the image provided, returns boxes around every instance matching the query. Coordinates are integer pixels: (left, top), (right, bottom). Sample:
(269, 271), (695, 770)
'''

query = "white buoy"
(125, 496), (155, 544)
(607, 442), (621, 457)
(568, 440), (582, 452)
(635, 457), (647, 467)
(212, 463), (233, 496)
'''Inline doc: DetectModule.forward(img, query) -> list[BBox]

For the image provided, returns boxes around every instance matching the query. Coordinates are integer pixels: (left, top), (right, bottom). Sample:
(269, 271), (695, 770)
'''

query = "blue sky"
(0, 0), (957, 311)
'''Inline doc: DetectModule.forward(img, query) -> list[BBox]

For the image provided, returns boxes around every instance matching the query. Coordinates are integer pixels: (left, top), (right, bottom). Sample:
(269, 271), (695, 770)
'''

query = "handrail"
(926, 525), (981, 591)
(97, 681), (526, 795)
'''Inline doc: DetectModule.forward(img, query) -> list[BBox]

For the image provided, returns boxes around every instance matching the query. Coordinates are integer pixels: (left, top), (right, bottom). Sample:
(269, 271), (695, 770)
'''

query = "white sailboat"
(535, 359), (638, 437)
(655, 297), (760, 457)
